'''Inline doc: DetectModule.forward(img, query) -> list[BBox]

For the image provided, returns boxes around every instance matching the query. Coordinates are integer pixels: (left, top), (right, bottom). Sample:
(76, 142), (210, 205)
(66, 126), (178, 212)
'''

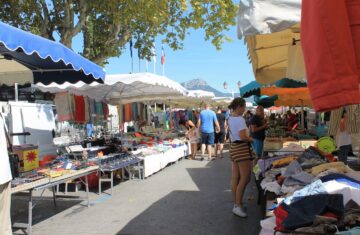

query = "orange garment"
(301, 0), (360, 112)
(124, 103), (132, 122)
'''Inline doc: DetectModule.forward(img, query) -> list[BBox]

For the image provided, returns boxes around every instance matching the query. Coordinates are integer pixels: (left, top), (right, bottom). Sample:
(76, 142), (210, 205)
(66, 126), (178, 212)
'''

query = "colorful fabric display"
(125, 103), (132, 122)
(103, 103), (109, 119)
(74, 95), (86, 123)
(132, 102), (138, 120)
(271, 156), (297, 168)
(277, 194), (344, 231)
(84, 97), (90, 122)
(95, 102), (103, 116)
(312, 162), (348, 176)
(54, 92), (73, 122)
(88, 99), (95, 123)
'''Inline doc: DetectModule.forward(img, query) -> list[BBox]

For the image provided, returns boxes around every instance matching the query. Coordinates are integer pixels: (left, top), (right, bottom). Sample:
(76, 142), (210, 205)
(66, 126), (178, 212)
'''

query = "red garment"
(74, 95), (85, 123)
(103, 103), (109, 119)
(301, 0), (360, 112)
(274, 205), (288, 231)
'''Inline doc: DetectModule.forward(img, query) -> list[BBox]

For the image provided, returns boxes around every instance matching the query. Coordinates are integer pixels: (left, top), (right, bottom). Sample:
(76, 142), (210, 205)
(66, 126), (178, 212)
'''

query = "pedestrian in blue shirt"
(197, 103), (220, 161)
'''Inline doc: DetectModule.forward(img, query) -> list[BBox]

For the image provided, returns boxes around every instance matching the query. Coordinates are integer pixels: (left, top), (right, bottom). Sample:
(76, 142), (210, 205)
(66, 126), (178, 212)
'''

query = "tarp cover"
(36, 73), (187, 104)
(245, 25), (305, 84)
(237, 0), (301, 38)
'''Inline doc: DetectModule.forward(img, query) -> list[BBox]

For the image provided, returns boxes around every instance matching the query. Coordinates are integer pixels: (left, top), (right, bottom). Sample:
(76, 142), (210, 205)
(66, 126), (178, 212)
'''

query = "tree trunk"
(83, 14), (94, 59)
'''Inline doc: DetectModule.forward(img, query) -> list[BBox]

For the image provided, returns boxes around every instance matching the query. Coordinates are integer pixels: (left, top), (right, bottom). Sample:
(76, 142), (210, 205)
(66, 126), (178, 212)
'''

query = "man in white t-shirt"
(0, 114), (13, 235)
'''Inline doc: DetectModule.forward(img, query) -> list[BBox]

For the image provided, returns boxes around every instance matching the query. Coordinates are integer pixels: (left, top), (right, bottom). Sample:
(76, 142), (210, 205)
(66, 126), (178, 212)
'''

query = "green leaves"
(0, 0), (237, 65)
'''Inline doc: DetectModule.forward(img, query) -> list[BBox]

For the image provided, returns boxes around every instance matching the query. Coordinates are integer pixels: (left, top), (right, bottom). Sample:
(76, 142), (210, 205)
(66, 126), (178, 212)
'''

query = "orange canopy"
(261, 87), (313, 107)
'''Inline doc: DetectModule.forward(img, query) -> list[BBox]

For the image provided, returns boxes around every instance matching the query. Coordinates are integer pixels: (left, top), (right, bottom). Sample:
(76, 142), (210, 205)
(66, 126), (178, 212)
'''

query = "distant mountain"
(181, 79), (235, 97)
(181, 79), (253, 103)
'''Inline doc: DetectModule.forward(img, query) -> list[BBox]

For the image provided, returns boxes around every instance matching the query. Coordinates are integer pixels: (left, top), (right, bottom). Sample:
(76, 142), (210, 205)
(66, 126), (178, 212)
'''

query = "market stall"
(36, 73), (191, 184)
(0, 21), (105, 235)
(119, 130), (190, 178)
(237, 2), (360, 234)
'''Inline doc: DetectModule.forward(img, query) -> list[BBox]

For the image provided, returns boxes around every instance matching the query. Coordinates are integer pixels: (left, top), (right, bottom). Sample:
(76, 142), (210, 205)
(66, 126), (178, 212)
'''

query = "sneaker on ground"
(232, 206), (247, 218)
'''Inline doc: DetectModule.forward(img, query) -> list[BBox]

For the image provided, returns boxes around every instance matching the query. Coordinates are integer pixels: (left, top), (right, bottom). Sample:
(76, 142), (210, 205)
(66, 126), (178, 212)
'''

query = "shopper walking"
(337, 109), (352, 165)
(215, 106), (227, 159)
(185, 120), (199, 160)
(197, 103), (220, 161)
(227, 98), (253, 218)
(249, 106), (268, 158)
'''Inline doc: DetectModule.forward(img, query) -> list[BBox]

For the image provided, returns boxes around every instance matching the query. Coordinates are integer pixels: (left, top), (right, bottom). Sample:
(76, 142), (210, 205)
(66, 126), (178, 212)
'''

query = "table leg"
(85, 175), (90, 207)
(52, 186), (57, 207)
(28, 190), (33, 235)
(138, 162), (141, 180)
(110, 171), (114, 196)
(98, 172), (101, 195)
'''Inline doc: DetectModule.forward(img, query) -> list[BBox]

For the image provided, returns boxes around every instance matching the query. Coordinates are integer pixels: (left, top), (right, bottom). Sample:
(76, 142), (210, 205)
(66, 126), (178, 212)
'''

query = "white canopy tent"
(187, 90), (215, 98)
(237, 0), (301, 39)
(36, 73), (188, 104)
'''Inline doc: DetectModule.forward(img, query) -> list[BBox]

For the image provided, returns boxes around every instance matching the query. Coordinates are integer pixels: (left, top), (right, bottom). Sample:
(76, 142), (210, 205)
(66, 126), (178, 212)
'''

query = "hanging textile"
(103, 103), (109, 120)
(95, 102), (103, 116)
(69, 94), (75, 121)
(122, 104), (126, 123)
(328, 105), (360, 136)
(117, 104), (123, 129)
(125, 103), (132, 122)
(132, 102), (138, 120)
(74, 95), (86, 123)
(137, 103), (142, 120)
(84, 97), (90, 122)
(88, 99), (96, 123)
(54, 92), (73, 122)
(301, 0), (360, 112)
(174, 111), (179, 129)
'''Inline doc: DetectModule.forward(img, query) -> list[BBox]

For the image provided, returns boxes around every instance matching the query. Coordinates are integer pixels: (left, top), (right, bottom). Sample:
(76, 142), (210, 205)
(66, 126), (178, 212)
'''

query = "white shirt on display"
(228, 116), (248, 142)
(0, 114), (12, 185)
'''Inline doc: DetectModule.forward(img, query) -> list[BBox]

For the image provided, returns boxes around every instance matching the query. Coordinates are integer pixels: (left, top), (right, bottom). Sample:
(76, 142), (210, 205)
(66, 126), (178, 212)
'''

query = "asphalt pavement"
(11, 151), (261, 235)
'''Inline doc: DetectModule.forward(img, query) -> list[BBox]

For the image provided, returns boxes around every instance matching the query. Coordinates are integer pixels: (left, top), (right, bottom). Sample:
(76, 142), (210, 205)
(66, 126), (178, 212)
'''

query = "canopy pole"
(15, 83), (18, 102)
(301, 100), (304, 130)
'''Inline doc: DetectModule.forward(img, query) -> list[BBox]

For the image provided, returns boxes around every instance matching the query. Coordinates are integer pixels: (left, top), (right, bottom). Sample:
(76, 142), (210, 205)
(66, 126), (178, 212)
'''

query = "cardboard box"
(13, 144), (39, 172)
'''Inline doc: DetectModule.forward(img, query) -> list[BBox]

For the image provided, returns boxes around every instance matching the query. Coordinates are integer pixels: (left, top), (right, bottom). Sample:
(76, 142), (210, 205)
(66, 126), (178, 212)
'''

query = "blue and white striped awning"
(0, 21), (105, 85)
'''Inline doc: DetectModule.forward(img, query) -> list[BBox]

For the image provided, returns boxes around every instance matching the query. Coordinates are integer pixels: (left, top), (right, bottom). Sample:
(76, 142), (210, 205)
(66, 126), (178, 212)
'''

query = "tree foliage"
(0, 0), (237, 65)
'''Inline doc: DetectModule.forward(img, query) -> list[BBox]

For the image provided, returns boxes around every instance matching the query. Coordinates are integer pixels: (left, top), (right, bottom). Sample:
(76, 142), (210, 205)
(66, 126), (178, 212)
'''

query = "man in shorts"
(215, 106), (227, 158)
(197, 103), (220, 160)
(250, 106), (268, 158)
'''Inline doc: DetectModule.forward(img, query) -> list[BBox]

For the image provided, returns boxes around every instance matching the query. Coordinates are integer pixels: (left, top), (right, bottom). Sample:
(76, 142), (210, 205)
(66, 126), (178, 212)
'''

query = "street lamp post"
(223, 81), (241, 98)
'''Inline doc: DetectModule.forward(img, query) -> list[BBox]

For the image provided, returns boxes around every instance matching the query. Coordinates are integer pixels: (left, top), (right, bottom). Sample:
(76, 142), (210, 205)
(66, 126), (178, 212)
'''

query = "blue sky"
(73, 26), (255, 94)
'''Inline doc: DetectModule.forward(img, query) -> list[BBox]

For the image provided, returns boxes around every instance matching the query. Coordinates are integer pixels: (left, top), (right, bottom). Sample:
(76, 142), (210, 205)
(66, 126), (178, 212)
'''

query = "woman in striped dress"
(227, 97), (253, 218)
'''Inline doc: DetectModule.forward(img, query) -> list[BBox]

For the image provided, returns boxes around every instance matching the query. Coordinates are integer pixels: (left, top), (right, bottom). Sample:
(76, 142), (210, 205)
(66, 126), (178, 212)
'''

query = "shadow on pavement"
(117, 158), (262, 235)
(11, 194), (83, 235)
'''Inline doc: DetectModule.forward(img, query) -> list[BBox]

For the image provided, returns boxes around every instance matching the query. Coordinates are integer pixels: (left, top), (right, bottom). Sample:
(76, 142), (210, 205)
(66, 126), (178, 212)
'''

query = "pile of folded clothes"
(259, 161), (360, 234)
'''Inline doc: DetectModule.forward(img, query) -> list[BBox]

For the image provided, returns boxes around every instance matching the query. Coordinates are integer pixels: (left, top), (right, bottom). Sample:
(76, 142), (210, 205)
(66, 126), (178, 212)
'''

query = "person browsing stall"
(197, 103), (220, 161)
(185, 120), (199, 160)
(337, 109), (352, 165)
(249, 106), (268, 158)
(227, 98), (253, 218)
(215, 106), (227, 159)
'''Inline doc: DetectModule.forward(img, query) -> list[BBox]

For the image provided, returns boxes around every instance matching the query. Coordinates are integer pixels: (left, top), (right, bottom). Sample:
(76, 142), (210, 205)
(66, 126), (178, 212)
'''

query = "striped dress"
(228, 116), (253, 162)
(229, 142), (253, 162)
